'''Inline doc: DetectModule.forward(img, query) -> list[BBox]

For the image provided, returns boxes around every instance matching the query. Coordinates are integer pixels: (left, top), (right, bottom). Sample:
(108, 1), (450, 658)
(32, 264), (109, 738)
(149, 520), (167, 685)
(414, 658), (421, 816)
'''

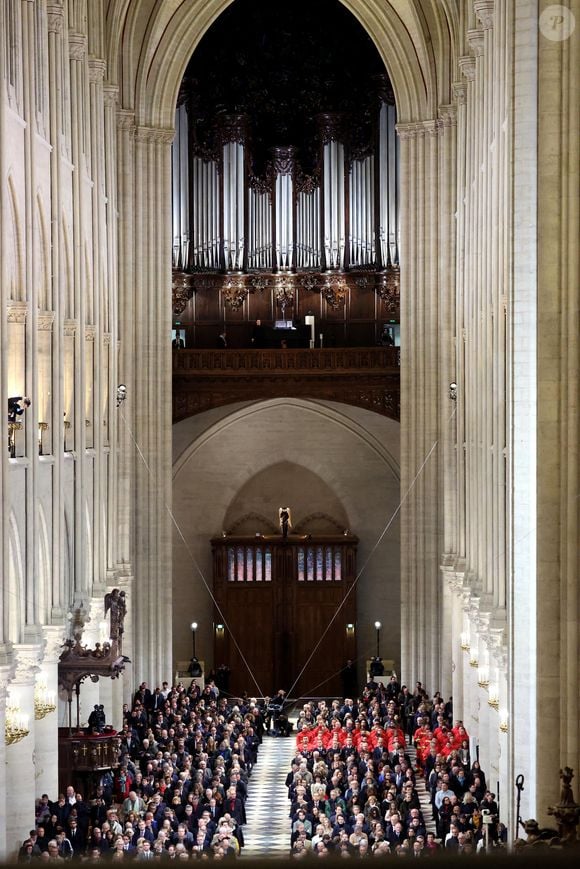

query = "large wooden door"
(212, 534), (357, 699)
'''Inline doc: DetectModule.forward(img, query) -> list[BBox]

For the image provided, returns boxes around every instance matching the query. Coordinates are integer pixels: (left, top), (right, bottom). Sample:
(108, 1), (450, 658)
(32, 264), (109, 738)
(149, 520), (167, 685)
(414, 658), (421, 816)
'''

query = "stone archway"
(171, 398), (401, 683)
(108, 0), (458, 701)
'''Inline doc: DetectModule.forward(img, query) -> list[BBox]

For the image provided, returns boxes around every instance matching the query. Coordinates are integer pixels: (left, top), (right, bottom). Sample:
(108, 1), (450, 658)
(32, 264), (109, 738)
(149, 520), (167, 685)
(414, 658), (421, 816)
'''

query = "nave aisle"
(242, 733), (297, 858)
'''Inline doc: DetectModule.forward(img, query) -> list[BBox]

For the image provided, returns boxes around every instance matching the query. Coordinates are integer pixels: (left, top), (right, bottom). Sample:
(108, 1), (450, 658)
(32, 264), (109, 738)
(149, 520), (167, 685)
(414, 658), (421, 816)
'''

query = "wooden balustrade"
(173, 347), (400, 421)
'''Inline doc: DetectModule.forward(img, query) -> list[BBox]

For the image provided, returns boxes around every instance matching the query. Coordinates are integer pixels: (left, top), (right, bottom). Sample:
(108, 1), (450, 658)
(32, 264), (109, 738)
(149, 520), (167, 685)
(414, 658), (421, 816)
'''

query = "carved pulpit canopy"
(58, 589), (130, 701)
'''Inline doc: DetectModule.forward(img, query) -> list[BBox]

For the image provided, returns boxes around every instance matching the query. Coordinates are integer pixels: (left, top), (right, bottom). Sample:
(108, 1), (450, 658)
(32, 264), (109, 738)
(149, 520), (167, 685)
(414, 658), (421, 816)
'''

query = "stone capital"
(117, 110), (136, 133)
(459, 55), (476, 82)
(452, 81), (467, 106)
(103, 85), (119, 108)
(12, 644), (43, 685)
(438, 104), (457, 128)
(85, 325), (96, 342)
(88, 58), (107, 83)
(38, 311), (55, 331)
(474, 0), (494, 30)
(396, 119), (438, 140)
(467, 29), (485, 57)
(47, 4), (64, 34)
(63, 319), (77, 337)
(41, 626), (66, 665)
(135, 126), (175, 146)
(7, 301), (28, 324)
(68, 32), (87, 61)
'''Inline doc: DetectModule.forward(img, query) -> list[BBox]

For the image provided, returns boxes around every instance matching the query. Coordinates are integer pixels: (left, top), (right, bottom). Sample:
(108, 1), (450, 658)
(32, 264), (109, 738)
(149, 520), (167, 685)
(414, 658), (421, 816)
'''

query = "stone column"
(130, 125), (175, 688)
(398, 119), (448, 690)
(34, 628), (63, 798)
(47, 1), (67, 620)
(508, 0), (539, 828)
(115, 108), (136, 671)
(5, 644), (42, 855)
(0, 648), (16, 860)
(68, 27), (90, 598)
(535, 0), (580, 819)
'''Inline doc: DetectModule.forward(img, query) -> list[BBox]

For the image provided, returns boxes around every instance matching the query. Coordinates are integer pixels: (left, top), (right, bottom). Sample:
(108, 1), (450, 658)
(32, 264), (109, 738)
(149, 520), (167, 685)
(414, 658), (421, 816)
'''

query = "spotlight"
(449, 382), (458, 401)
(116, 384), (127, 406)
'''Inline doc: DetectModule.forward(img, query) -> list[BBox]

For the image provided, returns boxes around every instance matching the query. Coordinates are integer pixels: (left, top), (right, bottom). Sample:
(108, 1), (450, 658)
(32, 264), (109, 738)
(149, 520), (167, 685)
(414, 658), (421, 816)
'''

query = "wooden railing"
(173, 347), (400, 421)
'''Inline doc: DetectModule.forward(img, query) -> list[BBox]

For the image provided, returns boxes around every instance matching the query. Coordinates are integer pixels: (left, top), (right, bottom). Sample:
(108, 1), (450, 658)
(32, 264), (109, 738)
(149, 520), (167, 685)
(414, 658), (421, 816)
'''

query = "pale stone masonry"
(0, 0), (578, 858)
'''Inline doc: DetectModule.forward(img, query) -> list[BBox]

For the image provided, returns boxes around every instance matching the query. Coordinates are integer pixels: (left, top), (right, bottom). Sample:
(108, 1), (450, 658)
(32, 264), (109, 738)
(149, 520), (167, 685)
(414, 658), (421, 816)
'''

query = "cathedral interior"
(0, 0), (578, 859)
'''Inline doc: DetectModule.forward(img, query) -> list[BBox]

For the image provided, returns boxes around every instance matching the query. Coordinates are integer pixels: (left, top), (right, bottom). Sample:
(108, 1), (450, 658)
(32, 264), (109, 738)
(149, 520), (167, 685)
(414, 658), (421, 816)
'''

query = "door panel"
(212, 535), (357, 698)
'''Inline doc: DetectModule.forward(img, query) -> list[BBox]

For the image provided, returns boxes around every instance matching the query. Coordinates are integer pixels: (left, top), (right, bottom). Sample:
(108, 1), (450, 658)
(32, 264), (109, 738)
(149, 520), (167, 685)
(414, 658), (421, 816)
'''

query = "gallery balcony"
(172, 346), (400, 422)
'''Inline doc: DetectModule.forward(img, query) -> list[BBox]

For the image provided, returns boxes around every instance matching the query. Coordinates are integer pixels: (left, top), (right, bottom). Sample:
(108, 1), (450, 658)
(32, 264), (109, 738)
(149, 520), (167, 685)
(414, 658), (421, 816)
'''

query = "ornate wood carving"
(173, 348), (400, 423)
(172, 271), (195, 315)
(317, 112), (346, 145)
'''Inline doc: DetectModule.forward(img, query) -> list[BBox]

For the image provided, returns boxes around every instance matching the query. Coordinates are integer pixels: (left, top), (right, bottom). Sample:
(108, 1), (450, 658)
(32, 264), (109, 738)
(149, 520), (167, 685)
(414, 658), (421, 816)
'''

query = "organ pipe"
(378, 100), (399, 267)
(172, 103), (398, 276)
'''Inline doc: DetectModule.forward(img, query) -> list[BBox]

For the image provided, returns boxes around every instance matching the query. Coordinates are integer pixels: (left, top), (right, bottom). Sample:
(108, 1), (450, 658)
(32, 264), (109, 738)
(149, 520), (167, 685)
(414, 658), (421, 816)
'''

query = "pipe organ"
(172, 87), (399, 277)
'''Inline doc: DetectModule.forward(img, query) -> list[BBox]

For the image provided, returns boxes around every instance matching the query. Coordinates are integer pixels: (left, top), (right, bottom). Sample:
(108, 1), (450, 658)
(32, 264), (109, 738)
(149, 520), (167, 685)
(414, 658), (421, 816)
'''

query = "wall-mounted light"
(5, 703), (30, 745)
(477, 665), (489, 689)
(499, 710), (508, 733)
(374, 621), (382, 658)
(449, 381), (458, 401)
(460, 632), (470, 651)
(487, 684), (499, 710)
(469, 655), (479, 668)
(190, 621), (198, 659)
(215, 623), (224, 635)
(34, 676), (56, 721)
(346, 623), (355, 636)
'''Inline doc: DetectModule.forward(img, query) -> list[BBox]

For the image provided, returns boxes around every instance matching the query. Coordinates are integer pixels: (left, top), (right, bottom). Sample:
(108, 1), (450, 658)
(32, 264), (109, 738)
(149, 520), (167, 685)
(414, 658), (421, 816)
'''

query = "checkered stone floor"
(242, 732), (297, 859)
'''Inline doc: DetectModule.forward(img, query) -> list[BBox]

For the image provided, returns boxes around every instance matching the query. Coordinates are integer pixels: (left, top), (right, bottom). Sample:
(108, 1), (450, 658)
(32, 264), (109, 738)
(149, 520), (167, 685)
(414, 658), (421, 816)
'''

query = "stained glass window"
(316, 546), (324, 581)
(326, 547), (333, 580)
(297, 547), (305, 582)
(236, 546), (244, 582)
(334, 549), (342, 580)
(265, 547), (272, 581)
(255, 549), (263, 582)
(227, 546), (235, 581)
(306, 547), (314, 581)
(246, 547), (254, 580)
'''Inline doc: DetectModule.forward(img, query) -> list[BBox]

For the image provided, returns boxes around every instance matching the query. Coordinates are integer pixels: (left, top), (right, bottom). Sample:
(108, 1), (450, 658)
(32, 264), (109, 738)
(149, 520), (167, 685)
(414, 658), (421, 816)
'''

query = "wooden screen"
(211, 534), (358, 699)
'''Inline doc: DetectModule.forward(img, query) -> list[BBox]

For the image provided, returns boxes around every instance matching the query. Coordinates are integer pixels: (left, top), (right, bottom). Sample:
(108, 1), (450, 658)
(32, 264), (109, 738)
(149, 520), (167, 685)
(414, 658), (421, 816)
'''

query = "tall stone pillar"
(5, 645), (42, 855)
(34, 628), (63, 799)
(398, 115), (455, 690)
(0, 649), (15, 859)
(129, 125), (174, 687)
(536, 0), (580, 821)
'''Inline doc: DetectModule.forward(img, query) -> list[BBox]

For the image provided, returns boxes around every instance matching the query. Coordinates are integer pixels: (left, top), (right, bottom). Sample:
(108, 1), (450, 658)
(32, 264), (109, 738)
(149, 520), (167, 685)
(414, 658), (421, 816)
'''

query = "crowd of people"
(21, 673), (507, 861)
(22, 680), (265, 862)
(286, 675), (507, 858)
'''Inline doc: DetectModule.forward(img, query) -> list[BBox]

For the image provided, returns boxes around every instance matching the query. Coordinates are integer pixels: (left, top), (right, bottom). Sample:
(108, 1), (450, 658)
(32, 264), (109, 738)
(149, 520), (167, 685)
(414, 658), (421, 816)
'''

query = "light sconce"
(215, 623), (225, 635)
(449, 382), (458, 401)
(499, 710), (508, 733)
(487, 684), (500, 710)
(460, 632), (470, 652)
(190, 621), (198, 659)
(346, 623), (355, 636)
(34, 677), (56, 721)
(5, 703), (30, 745)
(116, 384), (127, 407)
(469, 655), (479, 668)
(38, 422), (49, 455)
(374, 621), (382, 658)
(477, 665), (490, 689)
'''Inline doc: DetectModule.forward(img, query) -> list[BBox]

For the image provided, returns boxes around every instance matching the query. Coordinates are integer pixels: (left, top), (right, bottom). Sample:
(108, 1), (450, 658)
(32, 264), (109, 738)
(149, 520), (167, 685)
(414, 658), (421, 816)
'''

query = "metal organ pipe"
(378, 100), (399, 267)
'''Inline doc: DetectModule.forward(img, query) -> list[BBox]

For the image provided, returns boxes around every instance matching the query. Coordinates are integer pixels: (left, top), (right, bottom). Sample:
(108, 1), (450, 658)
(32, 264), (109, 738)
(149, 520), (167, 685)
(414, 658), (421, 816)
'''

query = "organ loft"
(0, 0), (578, 859)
